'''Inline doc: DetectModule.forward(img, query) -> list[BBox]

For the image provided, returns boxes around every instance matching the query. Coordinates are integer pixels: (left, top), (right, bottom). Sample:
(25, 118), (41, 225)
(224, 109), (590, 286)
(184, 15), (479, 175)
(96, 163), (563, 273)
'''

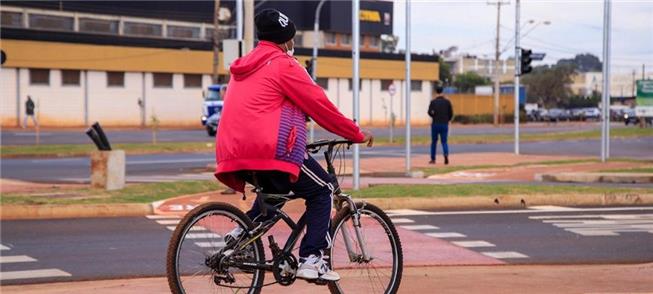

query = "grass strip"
(1, 127), (651, 158)
(347, 184), (653, 199)
(1, 180), (220, 205)
(419, 159), (599, 176)
(598, 167), (653, 173)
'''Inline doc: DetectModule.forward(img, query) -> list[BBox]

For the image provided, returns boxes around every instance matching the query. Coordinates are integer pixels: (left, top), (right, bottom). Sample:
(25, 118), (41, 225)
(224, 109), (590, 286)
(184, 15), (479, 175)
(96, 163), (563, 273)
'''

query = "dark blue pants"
(430, 123), (449, 161)
(244, 155), (334, 258)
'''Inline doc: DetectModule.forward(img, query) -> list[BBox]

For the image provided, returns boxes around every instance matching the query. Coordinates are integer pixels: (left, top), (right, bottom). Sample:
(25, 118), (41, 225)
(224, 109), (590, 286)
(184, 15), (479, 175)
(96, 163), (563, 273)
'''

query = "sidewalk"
(3, 263), (651, 294)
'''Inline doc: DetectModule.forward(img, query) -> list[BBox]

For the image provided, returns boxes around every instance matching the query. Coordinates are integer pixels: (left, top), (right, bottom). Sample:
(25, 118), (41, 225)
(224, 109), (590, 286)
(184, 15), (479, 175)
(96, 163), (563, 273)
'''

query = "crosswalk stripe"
(386, 209), (435, 216)
(167, 226), (206, 231)
(0, 244), (10, 250)
(481, 251), (529, 259)
(0, 255), (37, 264)
(452, 241), (496, 248)
(529, 205), (578, 211)
(185, 233), (222, 239)
(195, 241), (226, 248)
(400, 225), (440, 230)
(390, 218), (415, 224)
(156, 220), (180, 225)
(425, 232), (466, 238)
(146, 215), (181, 220)
(0, 269), (71, 281)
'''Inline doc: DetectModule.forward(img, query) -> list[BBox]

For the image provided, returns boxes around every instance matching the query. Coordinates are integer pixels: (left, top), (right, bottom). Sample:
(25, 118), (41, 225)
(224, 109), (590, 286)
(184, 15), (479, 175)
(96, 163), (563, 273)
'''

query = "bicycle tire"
(166, 202), (266, 294)
(327, 202), (403, 294)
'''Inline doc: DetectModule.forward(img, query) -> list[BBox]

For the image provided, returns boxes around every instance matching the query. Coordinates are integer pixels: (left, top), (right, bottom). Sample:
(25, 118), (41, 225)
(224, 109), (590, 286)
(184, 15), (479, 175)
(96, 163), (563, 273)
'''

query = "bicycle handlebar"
(306, 139), (353, 153)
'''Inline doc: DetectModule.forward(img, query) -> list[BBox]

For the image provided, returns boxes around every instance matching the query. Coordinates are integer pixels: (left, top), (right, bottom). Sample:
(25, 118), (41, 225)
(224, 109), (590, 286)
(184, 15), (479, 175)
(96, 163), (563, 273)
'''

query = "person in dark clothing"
(427, 86), (453, 164)
(23, 96), (38, 128)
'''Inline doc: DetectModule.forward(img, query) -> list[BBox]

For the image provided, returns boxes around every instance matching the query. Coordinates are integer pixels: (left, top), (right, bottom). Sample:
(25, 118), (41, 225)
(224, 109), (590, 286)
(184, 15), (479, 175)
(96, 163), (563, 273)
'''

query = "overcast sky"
(392, 0), (653, 74)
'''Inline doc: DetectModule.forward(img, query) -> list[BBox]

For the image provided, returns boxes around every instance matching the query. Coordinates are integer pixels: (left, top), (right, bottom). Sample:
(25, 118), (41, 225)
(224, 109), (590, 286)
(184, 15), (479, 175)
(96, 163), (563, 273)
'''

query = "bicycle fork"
(337, 194), (372, 263)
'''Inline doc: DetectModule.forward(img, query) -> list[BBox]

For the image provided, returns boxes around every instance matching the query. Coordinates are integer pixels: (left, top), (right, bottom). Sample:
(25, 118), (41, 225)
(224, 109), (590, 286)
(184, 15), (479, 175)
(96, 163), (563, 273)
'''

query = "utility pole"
(489, 1), (509, 126)
(212, 0), (221, 84)
(514, 0), (520, 154)
(244, 0), (254, 53)
(644, 64), (646, 80)
(405, 0), (412, 175)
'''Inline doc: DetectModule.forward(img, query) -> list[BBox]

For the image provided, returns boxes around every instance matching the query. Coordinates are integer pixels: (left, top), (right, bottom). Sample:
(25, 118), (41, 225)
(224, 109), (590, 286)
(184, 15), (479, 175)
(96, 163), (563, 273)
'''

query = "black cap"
(255, 9), (296, 44)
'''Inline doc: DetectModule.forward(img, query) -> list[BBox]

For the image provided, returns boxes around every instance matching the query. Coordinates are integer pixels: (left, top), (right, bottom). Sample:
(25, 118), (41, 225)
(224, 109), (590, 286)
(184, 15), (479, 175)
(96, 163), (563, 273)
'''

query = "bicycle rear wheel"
(327, 202), (403, 294)
(166, 202), (265, 294)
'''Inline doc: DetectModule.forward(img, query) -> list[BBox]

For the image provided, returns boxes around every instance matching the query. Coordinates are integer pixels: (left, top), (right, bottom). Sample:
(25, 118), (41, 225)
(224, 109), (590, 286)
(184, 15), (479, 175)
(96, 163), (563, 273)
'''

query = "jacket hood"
(230, 41), (287, 81)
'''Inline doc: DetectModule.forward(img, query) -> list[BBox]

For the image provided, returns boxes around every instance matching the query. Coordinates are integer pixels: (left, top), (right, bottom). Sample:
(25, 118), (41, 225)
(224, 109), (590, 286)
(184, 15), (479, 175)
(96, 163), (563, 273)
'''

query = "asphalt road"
(2, 137), (651, 184)
(1, 122), (624, 145)
(1, 206), (651, 285)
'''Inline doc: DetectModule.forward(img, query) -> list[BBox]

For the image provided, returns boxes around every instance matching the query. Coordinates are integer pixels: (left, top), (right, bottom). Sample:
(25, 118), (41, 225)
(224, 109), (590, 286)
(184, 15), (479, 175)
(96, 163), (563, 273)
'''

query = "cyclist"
(214, 9), (373, 281)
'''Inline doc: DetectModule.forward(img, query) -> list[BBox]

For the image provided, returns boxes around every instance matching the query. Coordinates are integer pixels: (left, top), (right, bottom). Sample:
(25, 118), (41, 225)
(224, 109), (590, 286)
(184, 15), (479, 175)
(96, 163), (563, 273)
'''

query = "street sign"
(531, 52), (546, 61)
(388, 83), (396, 96)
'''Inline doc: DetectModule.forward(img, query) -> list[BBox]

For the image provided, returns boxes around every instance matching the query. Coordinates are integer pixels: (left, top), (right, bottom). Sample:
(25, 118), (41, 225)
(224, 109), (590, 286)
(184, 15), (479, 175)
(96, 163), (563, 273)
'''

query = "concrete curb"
(0, 204), (152, 220)
(536, 172), (653, 184)
(1, 193), (652, 220)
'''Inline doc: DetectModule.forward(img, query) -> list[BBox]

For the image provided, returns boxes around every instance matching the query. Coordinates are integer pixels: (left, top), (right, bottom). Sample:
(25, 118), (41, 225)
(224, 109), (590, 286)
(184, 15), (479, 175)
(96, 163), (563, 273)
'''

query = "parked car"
(543, 108), (570, 122)
(582, 107), (600, 120)
(623, 108), (638, 125)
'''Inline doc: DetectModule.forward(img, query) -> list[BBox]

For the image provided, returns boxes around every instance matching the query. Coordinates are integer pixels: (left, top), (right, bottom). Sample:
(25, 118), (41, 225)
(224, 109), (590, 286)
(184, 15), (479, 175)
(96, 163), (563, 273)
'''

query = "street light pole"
(352, 0), (361, 190)
(309, 0), (327, 143)
(514, 0), (520, 155)
(601, 0), (612, 162)
(491, 1), (507, 126)
(405, 0), (412, 175)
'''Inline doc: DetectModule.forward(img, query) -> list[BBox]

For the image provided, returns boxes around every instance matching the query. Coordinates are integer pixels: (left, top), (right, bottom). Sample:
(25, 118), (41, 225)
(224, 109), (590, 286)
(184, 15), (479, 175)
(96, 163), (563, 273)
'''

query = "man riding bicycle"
(215, 9), (373, 282)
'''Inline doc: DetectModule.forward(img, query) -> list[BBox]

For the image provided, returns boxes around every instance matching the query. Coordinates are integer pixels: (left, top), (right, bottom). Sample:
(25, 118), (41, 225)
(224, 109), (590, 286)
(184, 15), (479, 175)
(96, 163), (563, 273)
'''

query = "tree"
(439, 59), (452, 85)
(452, 72), (491, 93)
(557, 53), (602, 72)
(521, 65), (574, 107)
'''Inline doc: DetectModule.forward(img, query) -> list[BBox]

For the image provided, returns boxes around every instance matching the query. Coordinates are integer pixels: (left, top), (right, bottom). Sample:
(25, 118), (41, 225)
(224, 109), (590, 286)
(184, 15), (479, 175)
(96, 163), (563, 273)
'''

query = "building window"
(380, 79), (394, 91)
(1, 11), (23, 28)
(348, 78), (362, 91)
(153, 73), (173, 88)
(325, 32), (337, 45)
(29, 14), (74, 31)
(61, 70), (80, 86)
(411, 80), (422, 91)
(79, 18), (119, 35)
(294, 33), (304, 46)
(184, 74), (202, 88)
(29, 69), (50, 85)
(316, 78), (329, 90)
(167, 25), (200, 39)
(107, 71), (125, 87)
(369, 36), (380, 48)
(123, 21), (162, 37)
(340, 34), (351, 45)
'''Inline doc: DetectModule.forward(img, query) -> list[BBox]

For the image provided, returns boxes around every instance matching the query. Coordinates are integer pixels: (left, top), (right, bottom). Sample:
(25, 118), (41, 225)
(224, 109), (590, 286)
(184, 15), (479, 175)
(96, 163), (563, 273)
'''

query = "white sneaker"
(296, 254), (340, 281)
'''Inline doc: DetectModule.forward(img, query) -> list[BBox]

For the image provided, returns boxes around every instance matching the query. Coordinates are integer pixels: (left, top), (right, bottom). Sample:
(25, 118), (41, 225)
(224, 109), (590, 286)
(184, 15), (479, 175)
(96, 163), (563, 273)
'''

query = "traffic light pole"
(514, 0), (520, 155)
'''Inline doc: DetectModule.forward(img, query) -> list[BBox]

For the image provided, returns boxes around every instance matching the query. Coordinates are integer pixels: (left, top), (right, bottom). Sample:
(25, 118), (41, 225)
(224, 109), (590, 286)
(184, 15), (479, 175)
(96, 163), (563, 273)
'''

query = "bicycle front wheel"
(327, 202), (403, 294)
(166, 202), (266, 294)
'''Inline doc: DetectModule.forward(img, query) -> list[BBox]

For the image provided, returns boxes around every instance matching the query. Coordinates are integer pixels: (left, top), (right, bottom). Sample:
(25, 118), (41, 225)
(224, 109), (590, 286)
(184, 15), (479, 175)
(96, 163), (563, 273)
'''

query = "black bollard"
(91, 122), (112, 151)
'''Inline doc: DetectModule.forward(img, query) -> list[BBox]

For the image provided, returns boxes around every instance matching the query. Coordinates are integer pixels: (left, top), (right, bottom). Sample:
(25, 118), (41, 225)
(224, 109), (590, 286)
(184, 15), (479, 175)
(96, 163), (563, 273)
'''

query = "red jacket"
(215, 41), (365, 192)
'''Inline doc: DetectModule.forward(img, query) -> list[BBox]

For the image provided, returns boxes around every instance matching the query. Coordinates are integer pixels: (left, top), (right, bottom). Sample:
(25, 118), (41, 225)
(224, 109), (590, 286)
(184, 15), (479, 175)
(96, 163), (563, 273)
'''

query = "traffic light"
(520, 48), (533, 75)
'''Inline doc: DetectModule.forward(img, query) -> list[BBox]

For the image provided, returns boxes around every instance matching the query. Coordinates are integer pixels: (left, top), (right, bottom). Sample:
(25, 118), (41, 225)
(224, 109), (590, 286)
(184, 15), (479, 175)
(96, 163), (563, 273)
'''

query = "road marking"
(0, 255), (37, 264)
(195, 241), (226, 248)
(185, 233), (222, 239)
(531, 214), (653, 220)
(386, 209), (436, 216)
(529, 205), (578, 211)
(0, 269), (71, 281)
(156, 220), (180, 225)
(167, 226), (205, 231)
(390, 218), (415, 224)
(146, 215), (181, 219)
(425, 232), (466, 238)
(400, 225), (440, 230)
(531, 214), (653, 236)
(481, 251), (529, 259)
(0, 244), (10, 250)
(387, 206), (653, 216)
(451, 241), (496, 248)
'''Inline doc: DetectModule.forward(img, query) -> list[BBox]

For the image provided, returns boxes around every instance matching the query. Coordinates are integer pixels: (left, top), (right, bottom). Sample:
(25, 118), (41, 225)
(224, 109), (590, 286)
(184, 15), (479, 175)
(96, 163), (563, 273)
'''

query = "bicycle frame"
(222, 139), (373, 275)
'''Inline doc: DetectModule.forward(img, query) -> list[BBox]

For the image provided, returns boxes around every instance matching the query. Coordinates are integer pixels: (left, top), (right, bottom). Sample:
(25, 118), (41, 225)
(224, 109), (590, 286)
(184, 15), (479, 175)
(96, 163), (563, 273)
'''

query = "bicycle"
(166, 139), (403, 293)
